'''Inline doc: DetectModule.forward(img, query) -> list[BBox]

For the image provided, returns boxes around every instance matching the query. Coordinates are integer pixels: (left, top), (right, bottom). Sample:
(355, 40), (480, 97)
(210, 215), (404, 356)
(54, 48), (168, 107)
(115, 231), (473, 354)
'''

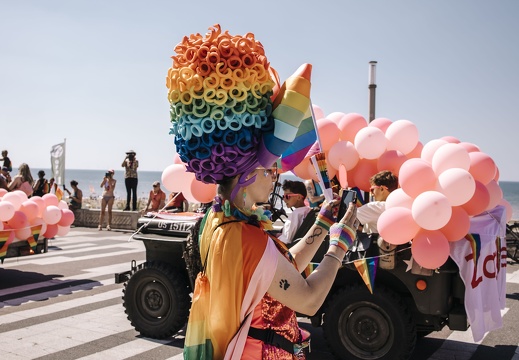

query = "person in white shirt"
(278, 180), (312, 244)
(356, 170), (399, 234)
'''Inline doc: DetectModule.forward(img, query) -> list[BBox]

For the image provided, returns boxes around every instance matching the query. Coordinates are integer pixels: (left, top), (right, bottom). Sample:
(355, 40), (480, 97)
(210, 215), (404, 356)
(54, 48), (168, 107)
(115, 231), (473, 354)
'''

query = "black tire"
(123, 261), (191, 339)
(323, 284), (416, 360)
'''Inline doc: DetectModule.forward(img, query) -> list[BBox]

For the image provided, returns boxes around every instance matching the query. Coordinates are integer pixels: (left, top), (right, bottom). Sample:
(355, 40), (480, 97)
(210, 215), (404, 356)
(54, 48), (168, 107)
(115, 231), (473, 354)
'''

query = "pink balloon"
(385, 189), (414, 210)
(328, 141), (359, 171)
(377, 150), (407, 177)
(0, 188), (7, 198)
(43, 224), (58, 238)
(316, 119), (340, 152)
(43, 205), (62, 225)
(439, 206), (470, 242)
(499, 199), (513, 222)
(161, 164), (189, 192)
(385, 120), (419, 155)
(421, 139), (448, 164)
(354, 127), (387, 160)
(431, 143), (470, 175)
(485, 180), (503, 211)
(338, 165), (348, 189)
(2, 192), (24, 210)
(440, 136), (460, 143)
(412, 191), (452, 230)
(437, 168), (476, 206)
(58, 209), (75, 227)
(461, 181), (490, 216)
(0, 202), (16, 222)
(378, 207), (421, 245)
(173, 153), (184, 164)
(30, 196), (46, 217)
(326, 111), (347, 124)
(369, 117), (392, 133)
(349, 159), (378, 192)
(411, 230), (450, 269)
(406, 141), (423, 159)
(15, 227), (32, 240)
(188, 180), (217, 203)
(56, 225), (71, 237)
(399, 159), (437, 198)
(0, 222), (3, 231)
(458, 142), (480, 153)
(30, 217), (47, 235)
(312, 104), (325, 120)
(20, 200), (39, 222)
(292, 157), (313, 180)
(494, 167), (500, 181)
(7, 211), (29, 229)
(58, 200), (69, 210)
(468, 152), (497, 185)
(338, 113), (367, 142)
(42, 193), (59, 207)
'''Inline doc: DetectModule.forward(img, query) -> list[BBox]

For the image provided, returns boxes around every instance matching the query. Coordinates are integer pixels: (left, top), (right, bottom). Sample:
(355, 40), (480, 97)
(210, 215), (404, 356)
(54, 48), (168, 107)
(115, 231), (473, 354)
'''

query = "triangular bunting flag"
(354, 257), (379, 294)
(0, 230), (16, 263)
(26, 224), (43, 251)
(303, 262), (319, 278)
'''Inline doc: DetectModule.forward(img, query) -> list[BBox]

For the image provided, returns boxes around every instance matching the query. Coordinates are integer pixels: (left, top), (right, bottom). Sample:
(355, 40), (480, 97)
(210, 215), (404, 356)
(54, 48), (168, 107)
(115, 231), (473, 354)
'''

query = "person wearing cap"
(143, 181), (166, 213)
(0, 166), (9, 190)
(33, 170), (49, 197)
(99, 169), (116, 230)
(121, 150), (139, 211)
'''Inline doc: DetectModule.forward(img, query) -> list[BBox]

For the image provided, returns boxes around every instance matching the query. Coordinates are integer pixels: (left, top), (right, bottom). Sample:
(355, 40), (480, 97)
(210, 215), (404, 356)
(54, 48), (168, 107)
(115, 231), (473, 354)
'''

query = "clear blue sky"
(1, 1), (518, 180)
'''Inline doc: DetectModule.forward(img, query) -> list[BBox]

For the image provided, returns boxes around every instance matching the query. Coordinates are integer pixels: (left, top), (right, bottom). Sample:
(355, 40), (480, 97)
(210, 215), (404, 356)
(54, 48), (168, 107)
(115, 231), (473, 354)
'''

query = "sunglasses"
(283, 193), (301, 200)
(257, 167), (278, 179)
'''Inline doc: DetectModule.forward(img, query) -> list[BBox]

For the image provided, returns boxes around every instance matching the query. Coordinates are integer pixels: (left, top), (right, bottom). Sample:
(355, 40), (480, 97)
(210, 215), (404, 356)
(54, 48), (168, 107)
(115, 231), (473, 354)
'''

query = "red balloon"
(461, 180), (490, 216)
(439, 206), (470, 242)
(7, 211), (29, 230)
(43, 224), (58, 238)
(411, 230), (450, 269)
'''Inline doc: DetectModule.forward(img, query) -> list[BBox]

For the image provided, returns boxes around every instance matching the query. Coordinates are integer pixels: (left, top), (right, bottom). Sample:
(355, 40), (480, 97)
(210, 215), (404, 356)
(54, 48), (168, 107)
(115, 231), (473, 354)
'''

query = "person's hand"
(337, 202), (358, 229)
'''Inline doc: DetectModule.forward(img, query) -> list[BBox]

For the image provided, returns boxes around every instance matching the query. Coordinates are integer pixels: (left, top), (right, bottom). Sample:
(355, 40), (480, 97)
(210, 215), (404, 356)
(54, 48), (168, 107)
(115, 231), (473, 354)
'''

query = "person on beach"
(0, 166), (9, 190)
(165, 191), (188, 212)
(99, 170), (116, 230)
(9, 163), (34, 197)
(143, 181), (166, 213)
(48, 177), (64, 200)
(64, 180), (83, 212)
(33, 170), (49, 197)
(277, 180), (312, 244)
(121, 150), (138, 211)
(0, 150), (12, 172)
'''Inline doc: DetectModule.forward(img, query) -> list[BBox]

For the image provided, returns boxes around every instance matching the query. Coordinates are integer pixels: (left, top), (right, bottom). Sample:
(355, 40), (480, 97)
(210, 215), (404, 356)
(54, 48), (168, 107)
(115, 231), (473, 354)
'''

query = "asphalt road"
(1, 227), (519, 359)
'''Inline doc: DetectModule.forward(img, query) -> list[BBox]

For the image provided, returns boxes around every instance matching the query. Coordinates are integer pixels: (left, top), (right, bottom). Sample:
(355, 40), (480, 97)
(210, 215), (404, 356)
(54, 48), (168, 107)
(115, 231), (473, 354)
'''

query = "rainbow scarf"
(184, 207), (278, 359)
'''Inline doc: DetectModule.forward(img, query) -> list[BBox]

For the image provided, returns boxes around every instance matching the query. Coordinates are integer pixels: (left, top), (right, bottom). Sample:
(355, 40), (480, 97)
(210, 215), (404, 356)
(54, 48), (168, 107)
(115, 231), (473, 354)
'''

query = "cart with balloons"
(0, 189), (75, 263)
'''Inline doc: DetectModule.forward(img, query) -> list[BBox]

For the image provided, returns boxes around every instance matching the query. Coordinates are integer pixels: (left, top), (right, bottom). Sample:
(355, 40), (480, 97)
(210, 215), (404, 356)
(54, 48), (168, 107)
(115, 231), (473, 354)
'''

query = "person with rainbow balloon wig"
(167, 25), (358, 360)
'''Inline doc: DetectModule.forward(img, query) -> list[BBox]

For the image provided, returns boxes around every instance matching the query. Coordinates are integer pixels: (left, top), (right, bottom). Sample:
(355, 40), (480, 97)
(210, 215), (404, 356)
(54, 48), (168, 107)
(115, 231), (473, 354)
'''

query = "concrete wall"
(72, 209), (140, 230)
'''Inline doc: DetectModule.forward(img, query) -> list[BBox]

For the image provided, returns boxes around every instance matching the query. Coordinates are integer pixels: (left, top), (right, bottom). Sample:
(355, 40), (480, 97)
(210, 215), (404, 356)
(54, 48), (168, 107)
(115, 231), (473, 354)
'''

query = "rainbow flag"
(280, 107), (316, 171)
(465, 233), (481, 267)
(351, 187), (366, 207)
(26, 225), (43, 251)
(303, 261), (319, 278)
(354, 257), (379, 294)
(0, 230), (16, 263)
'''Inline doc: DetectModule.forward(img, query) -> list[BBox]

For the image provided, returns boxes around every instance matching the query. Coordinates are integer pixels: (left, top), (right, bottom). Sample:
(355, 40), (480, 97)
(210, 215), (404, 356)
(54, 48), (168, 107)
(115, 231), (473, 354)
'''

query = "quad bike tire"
(123, 261), (191, 339)
(323, 284), (416, 360)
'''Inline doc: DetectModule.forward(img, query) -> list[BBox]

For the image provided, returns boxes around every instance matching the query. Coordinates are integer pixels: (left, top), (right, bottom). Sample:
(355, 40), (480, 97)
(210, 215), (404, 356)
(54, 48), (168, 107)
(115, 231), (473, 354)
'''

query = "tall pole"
(368, 61), (377, 122)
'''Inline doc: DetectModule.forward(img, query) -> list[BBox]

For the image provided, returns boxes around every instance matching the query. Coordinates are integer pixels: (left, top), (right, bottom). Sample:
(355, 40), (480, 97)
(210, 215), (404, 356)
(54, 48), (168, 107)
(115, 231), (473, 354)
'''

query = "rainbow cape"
(183, 208), (279, 359)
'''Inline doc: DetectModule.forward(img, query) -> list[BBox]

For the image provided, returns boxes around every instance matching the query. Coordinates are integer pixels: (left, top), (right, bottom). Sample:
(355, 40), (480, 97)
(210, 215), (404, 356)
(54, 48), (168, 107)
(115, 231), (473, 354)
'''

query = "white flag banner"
(50, 142), (66, 186)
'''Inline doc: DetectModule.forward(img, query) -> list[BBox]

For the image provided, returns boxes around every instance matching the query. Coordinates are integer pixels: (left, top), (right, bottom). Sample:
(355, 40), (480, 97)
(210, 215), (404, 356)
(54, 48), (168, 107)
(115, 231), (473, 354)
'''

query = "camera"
(105, 172), (111, 177)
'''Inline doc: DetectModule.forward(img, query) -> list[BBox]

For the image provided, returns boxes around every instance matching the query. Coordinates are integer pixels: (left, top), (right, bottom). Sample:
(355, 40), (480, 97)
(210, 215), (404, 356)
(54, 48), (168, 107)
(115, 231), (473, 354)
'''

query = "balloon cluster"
(292, 107), (510, 270)
(0, 189), (75, 240)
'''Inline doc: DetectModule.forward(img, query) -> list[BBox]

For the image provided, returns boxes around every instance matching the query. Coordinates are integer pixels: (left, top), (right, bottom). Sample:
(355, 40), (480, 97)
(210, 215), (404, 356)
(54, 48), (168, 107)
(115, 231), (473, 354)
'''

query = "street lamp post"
(368, 61), (377, 123)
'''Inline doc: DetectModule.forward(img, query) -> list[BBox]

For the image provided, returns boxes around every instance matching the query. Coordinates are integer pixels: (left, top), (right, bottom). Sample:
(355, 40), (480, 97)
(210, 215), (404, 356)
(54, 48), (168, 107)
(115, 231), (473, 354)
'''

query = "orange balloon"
(292, 157), (313, 180)
(189, 179), (217, 203)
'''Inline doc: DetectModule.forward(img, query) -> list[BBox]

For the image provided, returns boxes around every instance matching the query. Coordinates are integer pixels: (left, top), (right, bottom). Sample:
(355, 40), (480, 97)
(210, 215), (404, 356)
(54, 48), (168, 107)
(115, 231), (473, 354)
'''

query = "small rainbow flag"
(354, 257), (379, 294)
(465, 233), (481, 267)
(351, 187), (366, 207)
(26, 225), (43, 251)
(0, 230), (16, 263)
(310, 152), (333, 202)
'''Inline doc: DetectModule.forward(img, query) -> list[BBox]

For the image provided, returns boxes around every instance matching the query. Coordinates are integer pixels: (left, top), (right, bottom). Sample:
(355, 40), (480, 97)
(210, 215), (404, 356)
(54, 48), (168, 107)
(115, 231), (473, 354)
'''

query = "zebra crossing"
(0, 228), (518, 359)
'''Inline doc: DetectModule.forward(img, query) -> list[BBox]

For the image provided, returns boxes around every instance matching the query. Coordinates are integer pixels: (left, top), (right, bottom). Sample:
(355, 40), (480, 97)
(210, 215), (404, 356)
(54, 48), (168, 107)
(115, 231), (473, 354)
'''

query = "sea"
(35, 168), (519, 220)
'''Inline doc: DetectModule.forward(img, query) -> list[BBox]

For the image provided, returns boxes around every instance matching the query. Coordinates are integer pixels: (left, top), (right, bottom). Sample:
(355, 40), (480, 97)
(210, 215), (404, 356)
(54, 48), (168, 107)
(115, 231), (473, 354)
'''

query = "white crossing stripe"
(77, 337), (172, 360)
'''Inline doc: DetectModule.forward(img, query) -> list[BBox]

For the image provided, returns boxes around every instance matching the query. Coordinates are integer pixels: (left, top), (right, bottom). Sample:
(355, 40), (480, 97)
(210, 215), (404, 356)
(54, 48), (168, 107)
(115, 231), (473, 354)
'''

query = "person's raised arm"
(267, 202), (357, 315)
